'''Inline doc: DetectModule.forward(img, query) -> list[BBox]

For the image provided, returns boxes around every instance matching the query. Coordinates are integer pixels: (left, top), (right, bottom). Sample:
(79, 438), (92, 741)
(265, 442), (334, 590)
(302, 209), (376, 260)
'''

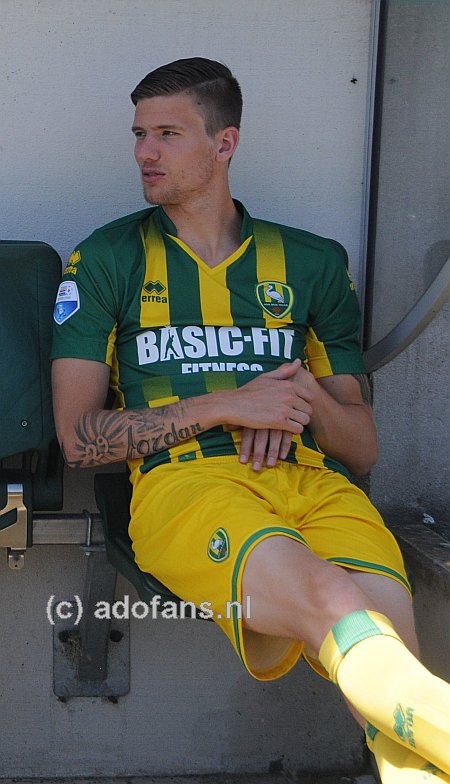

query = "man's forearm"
(61, 395), (220, 468)
(308, 380), (378, 476)
(57, 360), (309, 468)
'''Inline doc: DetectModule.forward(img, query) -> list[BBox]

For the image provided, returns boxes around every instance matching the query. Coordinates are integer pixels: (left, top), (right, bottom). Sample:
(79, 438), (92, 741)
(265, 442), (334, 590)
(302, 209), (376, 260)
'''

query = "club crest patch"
(256, 281), (294, 319)
(54, 281), (80, 324)
(208, 528), (230, 562)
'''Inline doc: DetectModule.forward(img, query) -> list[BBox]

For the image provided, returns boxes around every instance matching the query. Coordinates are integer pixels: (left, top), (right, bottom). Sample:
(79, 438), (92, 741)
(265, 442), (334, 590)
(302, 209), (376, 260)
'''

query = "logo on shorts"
(256, 281), (294, 319)
(208, 528), (229, 562)
(393, 704), (416, 747)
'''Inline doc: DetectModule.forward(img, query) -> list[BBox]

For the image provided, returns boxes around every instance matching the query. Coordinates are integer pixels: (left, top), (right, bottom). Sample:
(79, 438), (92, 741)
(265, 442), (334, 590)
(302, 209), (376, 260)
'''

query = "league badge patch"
(256, 281), (294, 319)
(54, 281), (80, 324)
(208, 528), (230, 562)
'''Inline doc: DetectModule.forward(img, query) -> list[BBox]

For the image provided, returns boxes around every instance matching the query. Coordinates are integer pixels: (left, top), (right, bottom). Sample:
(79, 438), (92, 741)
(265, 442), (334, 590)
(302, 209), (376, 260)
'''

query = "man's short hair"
(131, 57), (242, 136)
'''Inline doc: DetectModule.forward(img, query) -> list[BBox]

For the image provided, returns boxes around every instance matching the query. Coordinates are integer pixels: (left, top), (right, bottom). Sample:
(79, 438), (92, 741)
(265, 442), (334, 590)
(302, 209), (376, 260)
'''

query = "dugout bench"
(1, 240), (449, 698)
(0, 241), (199, 698)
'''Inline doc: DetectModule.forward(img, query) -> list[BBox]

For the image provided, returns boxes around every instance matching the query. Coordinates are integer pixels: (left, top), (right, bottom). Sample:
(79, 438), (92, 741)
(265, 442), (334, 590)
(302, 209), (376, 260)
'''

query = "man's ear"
(215, 127), (240, 162)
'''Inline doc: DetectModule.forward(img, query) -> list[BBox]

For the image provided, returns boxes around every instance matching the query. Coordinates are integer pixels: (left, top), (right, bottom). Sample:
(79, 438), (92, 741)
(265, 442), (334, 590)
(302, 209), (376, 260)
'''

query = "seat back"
(0, 242), (64, 548)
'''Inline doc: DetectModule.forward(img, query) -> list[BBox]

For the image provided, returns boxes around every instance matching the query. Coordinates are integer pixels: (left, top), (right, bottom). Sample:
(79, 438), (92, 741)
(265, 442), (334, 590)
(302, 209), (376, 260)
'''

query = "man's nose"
(136, 138), (160, 162)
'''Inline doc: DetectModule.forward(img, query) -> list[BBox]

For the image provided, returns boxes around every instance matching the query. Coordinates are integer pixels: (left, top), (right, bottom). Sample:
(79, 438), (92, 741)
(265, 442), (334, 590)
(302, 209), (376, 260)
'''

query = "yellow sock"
(318, 610), (450, 775)
(366, 724), (450, 783)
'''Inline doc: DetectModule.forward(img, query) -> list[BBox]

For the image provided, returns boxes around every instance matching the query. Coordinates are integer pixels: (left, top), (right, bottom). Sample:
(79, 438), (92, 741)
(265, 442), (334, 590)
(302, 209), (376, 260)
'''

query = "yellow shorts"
(129, 457), (410, 681)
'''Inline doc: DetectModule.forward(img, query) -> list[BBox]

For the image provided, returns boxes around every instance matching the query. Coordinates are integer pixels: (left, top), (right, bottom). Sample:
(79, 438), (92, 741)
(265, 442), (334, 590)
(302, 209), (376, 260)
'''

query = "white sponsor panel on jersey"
(181, 362), (264, 374)
(136, 325), (295, 369)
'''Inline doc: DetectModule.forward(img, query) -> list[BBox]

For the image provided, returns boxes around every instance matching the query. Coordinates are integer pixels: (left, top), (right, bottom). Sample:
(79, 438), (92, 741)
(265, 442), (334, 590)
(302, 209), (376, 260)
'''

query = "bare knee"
(345, 569), (420, 658)
(241, 536), (379, 652)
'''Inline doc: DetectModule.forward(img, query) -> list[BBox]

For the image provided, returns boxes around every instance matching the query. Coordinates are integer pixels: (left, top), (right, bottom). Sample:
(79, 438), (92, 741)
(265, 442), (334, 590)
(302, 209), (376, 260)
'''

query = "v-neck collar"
(152, 200), (254, 272)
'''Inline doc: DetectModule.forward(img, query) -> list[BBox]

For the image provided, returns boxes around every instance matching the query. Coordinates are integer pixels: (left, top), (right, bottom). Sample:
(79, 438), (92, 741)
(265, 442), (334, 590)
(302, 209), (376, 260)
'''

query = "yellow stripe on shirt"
(253, 220), (293, 330)
(139, 215), (170, 328)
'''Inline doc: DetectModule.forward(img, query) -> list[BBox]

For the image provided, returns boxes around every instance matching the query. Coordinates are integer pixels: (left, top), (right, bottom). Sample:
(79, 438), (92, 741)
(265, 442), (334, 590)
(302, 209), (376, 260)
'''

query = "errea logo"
(393, 704), (416, 748)
(64, 249), (81, 276)
(142, 279), (168, 303)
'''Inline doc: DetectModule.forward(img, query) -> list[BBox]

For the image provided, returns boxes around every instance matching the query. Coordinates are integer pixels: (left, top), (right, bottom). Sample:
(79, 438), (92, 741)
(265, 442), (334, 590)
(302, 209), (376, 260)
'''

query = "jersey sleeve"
(51, 232), (118, 366)
(305, 240), (367, 378)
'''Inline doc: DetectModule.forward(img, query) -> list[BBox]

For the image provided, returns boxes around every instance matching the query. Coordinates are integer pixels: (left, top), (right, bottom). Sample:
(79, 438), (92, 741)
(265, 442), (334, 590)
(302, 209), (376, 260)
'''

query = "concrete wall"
(1, 0), (376, 777)
(1, 0), (374, 286)
(370, 0), (450, 521)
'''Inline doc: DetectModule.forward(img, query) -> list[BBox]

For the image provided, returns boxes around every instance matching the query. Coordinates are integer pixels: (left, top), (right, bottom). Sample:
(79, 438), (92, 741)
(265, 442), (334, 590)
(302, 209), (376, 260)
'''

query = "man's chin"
(143, 189), (161, 206)
(143, 189), (175, 207)
(143, 189), (182, 209)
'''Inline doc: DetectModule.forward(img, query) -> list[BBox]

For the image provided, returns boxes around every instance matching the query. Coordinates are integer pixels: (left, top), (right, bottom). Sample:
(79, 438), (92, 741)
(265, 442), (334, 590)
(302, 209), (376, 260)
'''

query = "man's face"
(132, 92), (219, 207)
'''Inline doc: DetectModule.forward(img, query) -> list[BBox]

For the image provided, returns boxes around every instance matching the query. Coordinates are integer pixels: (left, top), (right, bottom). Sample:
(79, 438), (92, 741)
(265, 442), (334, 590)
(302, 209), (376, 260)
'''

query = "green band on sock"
(332, 610), (387, 656)
(319, 610), (400, 682)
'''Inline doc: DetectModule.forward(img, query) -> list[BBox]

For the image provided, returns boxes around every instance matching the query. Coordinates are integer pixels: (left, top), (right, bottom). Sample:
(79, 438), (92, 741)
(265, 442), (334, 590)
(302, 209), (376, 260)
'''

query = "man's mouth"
(142, 168), (165, 180)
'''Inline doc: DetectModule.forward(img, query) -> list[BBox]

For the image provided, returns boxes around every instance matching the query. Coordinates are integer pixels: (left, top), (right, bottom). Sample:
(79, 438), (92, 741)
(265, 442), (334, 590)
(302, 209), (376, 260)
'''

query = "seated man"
(51, 57), (450, 783)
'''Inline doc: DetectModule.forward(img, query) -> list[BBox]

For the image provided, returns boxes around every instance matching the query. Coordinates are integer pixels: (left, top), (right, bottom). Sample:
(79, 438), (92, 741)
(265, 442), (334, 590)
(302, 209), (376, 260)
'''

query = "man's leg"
(241, 534), (376, 651)
(306, 570), (419, 725)
(344, 570), (418, 657)
(345, 572), (450, 782)
(367, 724), (450, 783)
(241, 535), (450, 775)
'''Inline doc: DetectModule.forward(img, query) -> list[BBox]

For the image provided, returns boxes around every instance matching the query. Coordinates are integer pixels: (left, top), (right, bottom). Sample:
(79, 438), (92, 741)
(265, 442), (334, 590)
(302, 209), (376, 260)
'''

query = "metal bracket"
(52, 595), (130, 700)
(52, 511), (130, 699)
(7, 549), (26, 569)
(0, 484), (28, 567)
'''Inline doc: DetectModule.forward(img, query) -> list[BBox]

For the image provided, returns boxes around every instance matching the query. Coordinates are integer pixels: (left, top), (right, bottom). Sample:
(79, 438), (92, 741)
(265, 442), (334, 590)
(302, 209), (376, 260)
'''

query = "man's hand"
(239, 427), (294, 471)
(236, 359), (314, 471)
(226, 359), (313, 433)
(237, 359), (379, 476)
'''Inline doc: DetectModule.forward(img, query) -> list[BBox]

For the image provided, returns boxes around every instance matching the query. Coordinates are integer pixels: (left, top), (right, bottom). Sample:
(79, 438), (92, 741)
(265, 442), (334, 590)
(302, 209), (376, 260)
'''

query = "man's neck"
(162, 191), (242, 268)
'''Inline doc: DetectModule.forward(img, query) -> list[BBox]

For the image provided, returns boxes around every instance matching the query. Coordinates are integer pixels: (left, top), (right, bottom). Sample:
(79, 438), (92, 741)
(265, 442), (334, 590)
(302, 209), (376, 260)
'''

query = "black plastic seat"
(94, 471), (185, 607)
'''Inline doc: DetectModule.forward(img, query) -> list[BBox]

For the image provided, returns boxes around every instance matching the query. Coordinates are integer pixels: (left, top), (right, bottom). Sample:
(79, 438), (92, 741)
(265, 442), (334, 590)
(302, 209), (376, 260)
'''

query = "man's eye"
(162, 130), (177, 137)
(133, 131), (145, 139)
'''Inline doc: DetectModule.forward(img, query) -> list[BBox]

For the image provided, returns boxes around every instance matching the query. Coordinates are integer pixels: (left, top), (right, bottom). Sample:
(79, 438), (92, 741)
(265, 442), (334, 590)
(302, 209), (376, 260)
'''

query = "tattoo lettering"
(125, 420), (203, 460)
(353, 374), (372, 405)
(66, 406), (204, 468)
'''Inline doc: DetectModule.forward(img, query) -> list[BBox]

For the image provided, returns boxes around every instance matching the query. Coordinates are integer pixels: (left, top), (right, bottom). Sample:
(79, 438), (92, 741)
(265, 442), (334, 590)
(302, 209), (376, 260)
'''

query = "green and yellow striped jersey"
(51, 201), (366, 477)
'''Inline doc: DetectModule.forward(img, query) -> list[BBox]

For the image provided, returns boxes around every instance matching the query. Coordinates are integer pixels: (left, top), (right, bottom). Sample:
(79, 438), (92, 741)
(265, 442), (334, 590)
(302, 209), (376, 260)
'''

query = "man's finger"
(266, 358), (301, 380)
(239, 427), (256, 464)
(265, 429), (283, 468)
(279, 430), (293, 460)
(250, 429), (270, 471)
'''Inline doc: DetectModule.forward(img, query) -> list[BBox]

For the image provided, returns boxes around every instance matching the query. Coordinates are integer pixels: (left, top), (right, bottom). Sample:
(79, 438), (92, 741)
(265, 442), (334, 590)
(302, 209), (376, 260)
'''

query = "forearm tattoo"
(63, 406), (204, 468)
(353, 374), (372, 405)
